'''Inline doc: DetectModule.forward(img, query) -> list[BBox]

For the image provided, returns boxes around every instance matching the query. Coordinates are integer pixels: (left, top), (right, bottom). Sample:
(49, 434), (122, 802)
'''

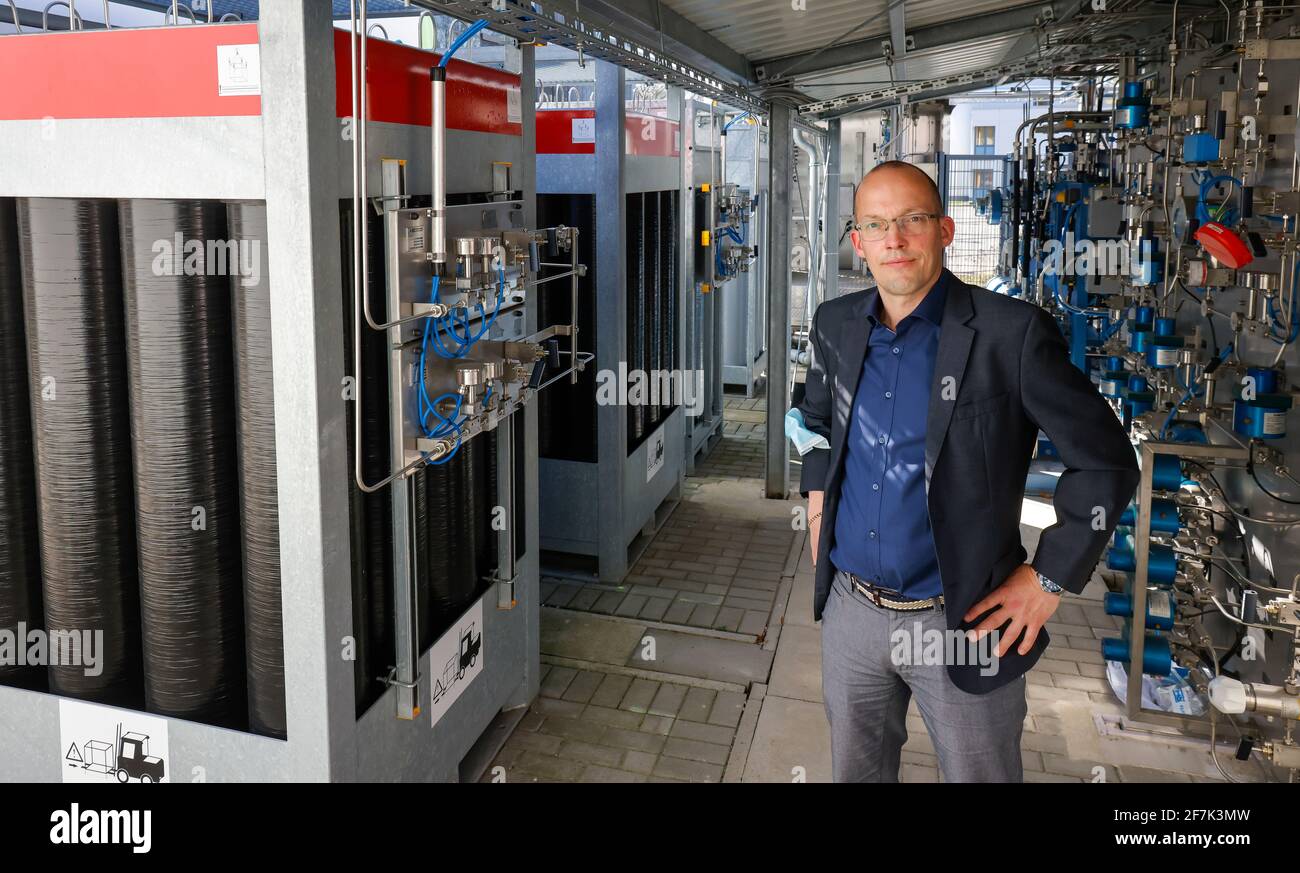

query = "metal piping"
(794, 127), (826, 331)
(1159, 1), (1181, 313)
(349, 0), (382, 495)
(431, 67), (449, 265)
(1011, 110), (1112, 293)
(417, 9), (436, 50)
(164, 1), (196, 26)
(42, 1), (82, 30)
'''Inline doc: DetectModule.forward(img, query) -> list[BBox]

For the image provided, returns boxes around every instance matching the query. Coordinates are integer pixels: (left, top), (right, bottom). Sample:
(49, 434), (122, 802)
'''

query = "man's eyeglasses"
(853, 212), (939, 242)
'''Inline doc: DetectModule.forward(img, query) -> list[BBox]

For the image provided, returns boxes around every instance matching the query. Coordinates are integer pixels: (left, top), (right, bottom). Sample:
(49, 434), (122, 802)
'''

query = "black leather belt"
(844, 572), (943, 611)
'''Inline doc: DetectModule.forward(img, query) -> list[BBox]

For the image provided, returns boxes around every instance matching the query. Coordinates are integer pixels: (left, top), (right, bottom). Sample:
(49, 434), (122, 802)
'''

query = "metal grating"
(941, 154), (1006, 288)
(791, 30), (1028, 100)
(662, 0), (1022, 66)
(797, 0), (1179, 117)
(412, 0), (765, 113)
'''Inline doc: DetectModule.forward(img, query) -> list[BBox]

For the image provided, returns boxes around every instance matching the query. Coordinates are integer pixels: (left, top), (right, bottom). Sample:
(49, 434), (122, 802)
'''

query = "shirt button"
(872, 483), (880, 491)
(884, 391), (893, 399)
(869, 530), (877, 539)
(892, 347), (901, 355)
(878, 434), (886, 444)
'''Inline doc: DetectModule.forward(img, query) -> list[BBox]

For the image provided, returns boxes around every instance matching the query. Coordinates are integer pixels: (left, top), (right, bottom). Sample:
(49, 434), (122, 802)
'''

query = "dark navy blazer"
(829, 273), (946, 600)
(797, 269), (1139, 693)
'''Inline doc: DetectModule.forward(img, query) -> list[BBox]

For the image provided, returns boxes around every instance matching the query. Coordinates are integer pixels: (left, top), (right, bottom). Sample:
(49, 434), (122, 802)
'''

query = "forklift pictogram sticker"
(432, 623), (481, 705)
(66, 722), (165, 783)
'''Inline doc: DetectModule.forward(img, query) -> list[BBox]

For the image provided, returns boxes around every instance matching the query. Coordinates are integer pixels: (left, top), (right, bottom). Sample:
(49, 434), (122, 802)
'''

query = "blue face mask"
(784, 407), (830, 456)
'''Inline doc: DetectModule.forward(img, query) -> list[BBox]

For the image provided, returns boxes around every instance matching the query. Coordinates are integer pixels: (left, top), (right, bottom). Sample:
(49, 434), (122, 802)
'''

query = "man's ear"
(850, 228), (866, 259)
(939, 215), (956, 247)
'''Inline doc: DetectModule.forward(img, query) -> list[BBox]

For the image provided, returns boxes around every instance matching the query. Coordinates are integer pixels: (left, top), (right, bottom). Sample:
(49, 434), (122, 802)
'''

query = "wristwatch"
(1035, 570), (1064, 595)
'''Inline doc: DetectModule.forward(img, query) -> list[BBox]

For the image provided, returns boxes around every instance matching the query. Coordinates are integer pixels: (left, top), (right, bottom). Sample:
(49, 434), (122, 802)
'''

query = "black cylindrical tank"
(0, 198), (43, 691)
(18, 197), (142, 705)
(227, 201), (285, 738)
(119, 199), (245, 727)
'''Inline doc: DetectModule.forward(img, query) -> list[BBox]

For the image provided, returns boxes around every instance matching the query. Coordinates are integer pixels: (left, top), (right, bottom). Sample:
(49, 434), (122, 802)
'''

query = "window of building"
(974, 126), (996, 155)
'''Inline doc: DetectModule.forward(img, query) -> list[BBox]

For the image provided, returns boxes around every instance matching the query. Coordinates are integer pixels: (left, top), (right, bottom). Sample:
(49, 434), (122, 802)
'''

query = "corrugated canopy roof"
(25, 1), (1185, 118)
(656, 0), (1183, 115)
(660, 0), (1025, 65)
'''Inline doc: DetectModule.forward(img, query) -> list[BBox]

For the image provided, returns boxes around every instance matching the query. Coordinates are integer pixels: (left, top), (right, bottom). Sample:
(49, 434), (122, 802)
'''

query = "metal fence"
(938, 154), (1008, 288)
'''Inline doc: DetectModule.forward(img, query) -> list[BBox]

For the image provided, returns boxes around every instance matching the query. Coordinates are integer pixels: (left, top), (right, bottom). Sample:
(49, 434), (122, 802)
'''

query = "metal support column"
(710, 121), (724, 425)
(501, 40), (541, 711)
(259, 0), (355, 778)
(1127, 442), (1248, 728)
(594, 59), (629, 579)
(888, 0), (909, 83)
(765, 100), (793, 499)
(679, 93), (694, 464)
(822, 118), (842, 303)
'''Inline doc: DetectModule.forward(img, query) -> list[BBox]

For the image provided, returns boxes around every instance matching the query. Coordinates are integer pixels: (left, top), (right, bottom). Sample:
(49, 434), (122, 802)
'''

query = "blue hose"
(723, 112), (752, 132)
(439, 18), (488, 68)
(1159, 344), (1232, 438)
(1050, 203), (1090, 316)
(1101, 306), (1132, 340)
(417, 276), (466, 445)
(431, 266), (507, 357)
(1195, 171), (1241, 225)
(1265, 260), (1299, 344)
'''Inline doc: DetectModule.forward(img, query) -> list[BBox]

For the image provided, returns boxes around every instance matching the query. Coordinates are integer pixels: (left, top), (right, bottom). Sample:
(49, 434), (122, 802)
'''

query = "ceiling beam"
(755, 0), (1078, 84)
(414, 0), (764, 113)
(800, 21), (1168, 121)
(548, 0), (755, 86)
(809, 78), (1020, 121)
(888, 0), (908, 82)
(995, 0), (1090, 68)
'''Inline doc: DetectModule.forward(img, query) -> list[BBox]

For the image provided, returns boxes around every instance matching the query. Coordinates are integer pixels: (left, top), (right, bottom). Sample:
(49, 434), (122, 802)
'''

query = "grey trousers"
(821, 568), (1027, 783)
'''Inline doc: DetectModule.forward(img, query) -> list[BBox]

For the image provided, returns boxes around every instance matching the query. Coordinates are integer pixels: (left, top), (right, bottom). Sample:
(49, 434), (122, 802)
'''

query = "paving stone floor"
(539, 395), (797, 639)
(483, 666), (745, 783)
(488, 388), (1287, 784)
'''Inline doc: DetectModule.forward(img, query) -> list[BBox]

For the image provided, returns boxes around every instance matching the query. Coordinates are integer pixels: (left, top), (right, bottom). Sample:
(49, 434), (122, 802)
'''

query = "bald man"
(795, 160), (1138, 782)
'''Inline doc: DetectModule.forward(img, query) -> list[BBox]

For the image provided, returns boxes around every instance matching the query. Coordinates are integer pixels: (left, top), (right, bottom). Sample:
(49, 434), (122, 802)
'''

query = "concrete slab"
(742, 694), (832, 783)
(766, 624), (823, 704)
(677, 475), (801, 522)
(627, 627), (773, 686)
(541, 608), (646, 667)
(785, 568), (816, 629)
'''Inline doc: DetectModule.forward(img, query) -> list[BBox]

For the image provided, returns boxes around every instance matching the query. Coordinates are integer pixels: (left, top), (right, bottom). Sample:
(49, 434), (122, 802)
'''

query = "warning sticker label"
(217, 44), (261, 97)
(429, 597), (485, 727)
(59, 699), (170, 784)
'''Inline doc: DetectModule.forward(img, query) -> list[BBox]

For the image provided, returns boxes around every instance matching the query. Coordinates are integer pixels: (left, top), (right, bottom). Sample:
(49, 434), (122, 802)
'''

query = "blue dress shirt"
(829, 271), (947, 600)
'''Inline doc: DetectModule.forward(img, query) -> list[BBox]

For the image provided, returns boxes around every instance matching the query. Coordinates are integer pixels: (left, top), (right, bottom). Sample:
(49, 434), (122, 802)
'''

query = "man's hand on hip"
(963, 563), (1061, 658)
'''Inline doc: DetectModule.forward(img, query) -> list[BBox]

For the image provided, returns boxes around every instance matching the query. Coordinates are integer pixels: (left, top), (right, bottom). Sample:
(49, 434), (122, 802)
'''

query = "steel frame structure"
(0, 3), (541, 782)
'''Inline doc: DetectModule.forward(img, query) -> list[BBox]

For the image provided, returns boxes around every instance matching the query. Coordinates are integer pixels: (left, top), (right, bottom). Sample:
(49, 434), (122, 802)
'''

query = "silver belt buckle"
(853, 574), (940, 611)
(851, 575), (885, 607)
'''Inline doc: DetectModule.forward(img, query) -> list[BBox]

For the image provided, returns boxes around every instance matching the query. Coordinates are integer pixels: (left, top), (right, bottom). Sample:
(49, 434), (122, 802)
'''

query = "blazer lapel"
(827, 292), (874, 482)
(924, 278), (975, 489)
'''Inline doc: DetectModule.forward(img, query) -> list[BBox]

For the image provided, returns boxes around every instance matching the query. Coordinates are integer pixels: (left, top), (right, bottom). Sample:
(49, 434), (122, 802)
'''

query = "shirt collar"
(867, 269), (949, 328)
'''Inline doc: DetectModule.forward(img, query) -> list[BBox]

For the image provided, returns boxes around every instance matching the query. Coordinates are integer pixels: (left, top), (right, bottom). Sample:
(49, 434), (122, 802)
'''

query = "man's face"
(851, 167), (955, 300)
